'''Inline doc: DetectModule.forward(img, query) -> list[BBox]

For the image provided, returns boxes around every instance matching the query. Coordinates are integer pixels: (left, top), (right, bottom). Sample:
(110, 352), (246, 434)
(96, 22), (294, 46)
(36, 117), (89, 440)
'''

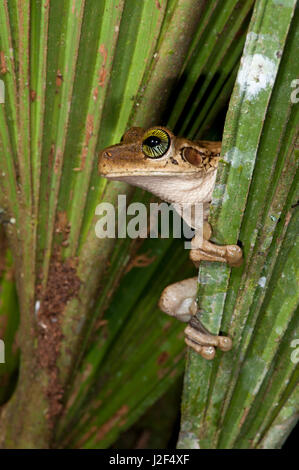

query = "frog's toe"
(217, 336), (233, 351)
(185, 338), (216, 360)
(225, 245), (243, 267)
(184, 322), (233, 359)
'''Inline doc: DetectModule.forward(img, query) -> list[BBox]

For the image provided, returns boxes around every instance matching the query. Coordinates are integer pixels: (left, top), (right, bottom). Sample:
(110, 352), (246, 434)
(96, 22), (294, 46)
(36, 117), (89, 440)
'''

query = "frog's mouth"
(103, 170), (200, 178)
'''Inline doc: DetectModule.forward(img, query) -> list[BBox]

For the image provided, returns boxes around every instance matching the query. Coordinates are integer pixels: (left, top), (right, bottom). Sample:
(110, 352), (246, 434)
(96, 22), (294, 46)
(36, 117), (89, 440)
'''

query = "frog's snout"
(98, 146), (115, 175)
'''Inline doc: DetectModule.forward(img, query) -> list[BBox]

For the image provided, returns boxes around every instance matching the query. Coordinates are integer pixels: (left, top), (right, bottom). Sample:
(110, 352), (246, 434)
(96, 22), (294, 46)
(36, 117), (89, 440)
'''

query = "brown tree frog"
(98, 127), (242, 360)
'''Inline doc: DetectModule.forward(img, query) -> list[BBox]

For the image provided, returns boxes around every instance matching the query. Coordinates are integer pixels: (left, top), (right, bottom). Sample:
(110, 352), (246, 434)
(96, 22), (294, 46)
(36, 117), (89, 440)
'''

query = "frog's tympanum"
(98, 127), (242, 360)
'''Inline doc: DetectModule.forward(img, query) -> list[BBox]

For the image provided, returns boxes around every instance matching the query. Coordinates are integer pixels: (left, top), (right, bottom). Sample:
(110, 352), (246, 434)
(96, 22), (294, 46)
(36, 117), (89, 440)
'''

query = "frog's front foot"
(190, 222), (243, 268)
(184, 316), (232, 360)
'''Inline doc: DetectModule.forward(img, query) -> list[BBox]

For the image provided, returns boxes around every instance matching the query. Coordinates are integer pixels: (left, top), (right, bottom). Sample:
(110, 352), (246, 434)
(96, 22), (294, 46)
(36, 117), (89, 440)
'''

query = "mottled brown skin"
(98, 127), (243, 360)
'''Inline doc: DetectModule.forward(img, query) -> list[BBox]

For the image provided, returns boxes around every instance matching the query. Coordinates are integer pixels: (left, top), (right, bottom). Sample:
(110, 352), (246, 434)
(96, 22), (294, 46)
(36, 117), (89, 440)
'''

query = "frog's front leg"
(159, 277), (233, 360)
(190, 222), (243, 268)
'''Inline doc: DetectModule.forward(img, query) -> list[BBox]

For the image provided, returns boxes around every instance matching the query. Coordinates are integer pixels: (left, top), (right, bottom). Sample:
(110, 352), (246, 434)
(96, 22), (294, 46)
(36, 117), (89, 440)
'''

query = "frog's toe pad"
(185, 338), (216, 360)
(226, 245), (243, 267)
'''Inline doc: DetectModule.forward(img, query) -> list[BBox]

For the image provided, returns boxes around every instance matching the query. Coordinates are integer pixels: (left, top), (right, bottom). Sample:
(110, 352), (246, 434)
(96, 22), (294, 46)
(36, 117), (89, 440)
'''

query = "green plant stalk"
(258, 385), (299, 449)
(30, 0), (50, 212)
(218, 203), (299, 448)
(41, 0), (85, 288)
(0, 1), (18, 160)
(131, 0), (207, 128)
(16, 0), (32, 210)
(178, 0), (298, 449)
(202, 13), (299, 447)
(63, 0), (124, 258)
(235, 308), (299, 448)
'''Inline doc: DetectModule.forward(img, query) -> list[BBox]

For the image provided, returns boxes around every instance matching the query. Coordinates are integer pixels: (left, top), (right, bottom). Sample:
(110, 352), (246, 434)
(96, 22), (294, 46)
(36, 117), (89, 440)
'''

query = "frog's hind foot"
(158, 276), (233, 360)
(184, 316), (232, 360)
(190, 222), (243, 268)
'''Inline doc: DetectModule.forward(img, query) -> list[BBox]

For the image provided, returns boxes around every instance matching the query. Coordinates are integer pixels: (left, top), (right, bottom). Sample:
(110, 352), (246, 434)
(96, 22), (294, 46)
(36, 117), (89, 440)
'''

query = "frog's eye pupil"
(143, 136), (161, 148)
(142, 129), (170, 158)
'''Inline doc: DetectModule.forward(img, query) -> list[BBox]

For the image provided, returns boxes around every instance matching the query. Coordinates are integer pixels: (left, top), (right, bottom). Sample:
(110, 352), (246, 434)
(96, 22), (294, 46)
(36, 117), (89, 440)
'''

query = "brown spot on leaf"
(48, 144), (55, 168)
(157, 351), (169, 365)
(30, 89), (37, 101)
(155, 0), (161, 9)
(54, 148), (63, 174)
(0, 51), (7, 74)
(55, 211), (71, 244)
(37, 254), (81, 427)
(285, 211), (291, 227)
(125, 253), (156, 273)
(99, 68), (107, 88)
(81, 114), (94, 170)
(98, 44), (108, 87)
(56, 69), (63, 87)
(93, 86), (98, 101)
(94, 318), (108, 330)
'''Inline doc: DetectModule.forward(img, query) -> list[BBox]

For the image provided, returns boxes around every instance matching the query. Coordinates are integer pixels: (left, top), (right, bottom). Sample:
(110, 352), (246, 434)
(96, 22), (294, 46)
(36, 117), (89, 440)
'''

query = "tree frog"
(98, 126), (242, 360)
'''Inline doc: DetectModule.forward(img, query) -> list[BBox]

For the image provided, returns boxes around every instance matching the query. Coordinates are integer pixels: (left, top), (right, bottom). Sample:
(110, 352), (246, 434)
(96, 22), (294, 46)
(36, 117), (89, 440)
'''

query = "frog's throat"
(111, 171), (217, 206)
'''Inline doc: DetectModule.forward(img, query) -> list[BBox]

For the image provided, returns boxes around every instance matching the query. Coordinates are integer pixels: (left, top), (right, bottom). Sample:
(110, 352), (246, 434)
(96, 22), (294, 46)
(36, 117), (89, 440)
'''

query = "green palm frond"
(0, 0), (297, 449)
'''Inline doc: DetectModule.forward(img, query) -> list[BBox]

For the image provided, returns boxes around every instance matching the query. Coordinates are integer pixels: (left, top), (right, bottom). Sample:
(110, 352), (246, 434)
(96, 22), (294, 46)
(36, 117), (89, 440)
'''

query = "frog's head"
(98, 126), (220, 204)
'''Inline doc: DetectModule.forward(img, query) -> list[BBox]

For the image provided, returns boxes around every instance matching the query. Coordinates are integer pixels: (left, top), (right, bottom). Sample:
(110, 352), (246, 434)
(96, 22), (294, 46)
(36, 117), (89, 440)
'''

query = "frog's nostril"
(104, 151), (113, 158)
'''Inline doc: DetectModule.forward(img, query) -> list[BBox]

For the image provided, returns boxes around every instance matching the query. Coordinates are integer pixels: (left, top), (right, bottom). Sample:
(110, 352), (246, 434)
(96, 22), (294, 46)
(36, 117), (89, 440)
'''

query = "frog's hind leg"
(184, 316), (232, 360)
(190, 222), (243, 268)
(159, 277), (233, 360)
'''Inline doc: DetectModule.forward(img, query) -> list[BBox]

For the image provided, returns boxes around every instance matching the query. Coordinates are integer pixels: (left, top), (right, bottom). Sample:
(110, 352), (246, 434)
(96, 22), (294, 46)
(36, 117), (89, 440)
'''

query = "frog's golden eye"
(142, 129), (170, 158)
